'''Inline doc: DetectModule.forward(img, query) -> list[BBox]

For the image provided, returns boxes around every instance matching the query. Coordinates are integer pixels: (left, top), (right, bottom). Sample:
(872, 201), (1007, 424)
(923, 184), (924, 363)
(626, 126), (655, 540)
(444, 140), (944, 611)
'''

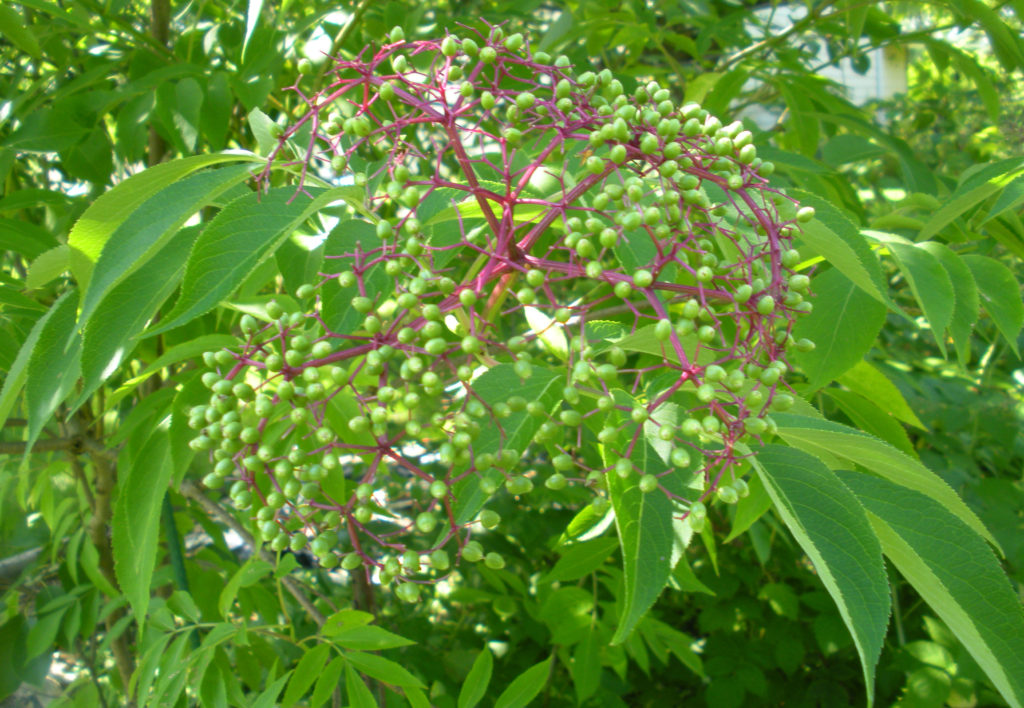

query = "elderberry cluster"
(189, 24), (815, 600)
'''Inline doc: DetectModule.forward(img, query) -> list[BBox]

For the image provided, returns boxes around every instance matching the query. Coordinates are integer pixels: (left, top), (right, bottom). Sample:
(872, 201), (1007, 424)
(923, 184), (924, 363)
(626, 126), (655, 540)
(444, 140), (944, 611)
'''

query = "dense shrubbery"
(1, 3), (1022, 707)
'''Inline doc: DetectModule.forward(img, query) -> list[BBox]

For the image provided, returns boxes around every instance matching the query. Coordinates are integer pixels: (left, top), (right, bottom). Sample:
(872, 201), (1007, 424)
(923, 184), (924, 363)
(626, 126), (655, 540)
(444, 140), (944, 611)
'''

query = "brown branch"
(147, 0), (171, 165)
(179, 480), (327, 626)
(0, 437), (82, 455)
(0, 546), (43, 587)
(70, 440), (135, 700)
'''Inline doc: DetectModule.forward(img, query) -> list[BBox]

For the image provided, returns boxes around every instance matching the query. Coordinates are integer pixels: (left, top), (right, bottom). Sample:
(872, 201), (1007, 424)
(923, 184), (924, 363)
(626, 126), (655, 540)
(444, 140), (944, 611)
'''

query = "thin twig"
(314, 0), (375, 93)
(0, 437), (80, 455)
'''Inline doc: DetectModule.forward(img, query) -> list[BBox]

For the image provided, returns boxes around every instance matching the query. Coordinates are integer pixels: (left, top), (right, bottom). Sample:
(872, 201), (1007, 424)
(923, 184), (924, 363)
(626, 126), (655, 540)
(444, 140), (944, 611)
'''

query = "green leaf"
(837, 470), (1024, 708)
(218, 558), (273, 618)
(614, 323), (710, 367)
(541, 536), (618, 583)
(755, 145), (832, 174)
(344, 651), (425, 689)
(788, 191), (889, 305)
(872, 234), (954, 355)
(0, 290), (68, 430)
(151, 186), (363, 335)
(112, 429), (173, 622)
(248, 107), (279, 156)
(68, 153), (260, 289)
(962, 254), (1023, 357)
(326, 625), (415, 651)
(24, 291), (81, 452)
(571, 625), (601, 704)
(950, 0), (1024, 71)
(920, 160), (1024, 241)
(202, 72), (233, 151)
(3, 106), (89, 153)
(309, 656), (345, 708)
(78, 163), (255, 329)
(321, 608), (375, 634)
(252, 670), (292, 708)
(454, 363), (560, 524)
(105, 333), (237, 409)
(791, 268), (887, 389)
(753, 445), (890, 705)
(78, 226), (202, 404)
(836, 361), (925, 430)
(0, 217), (59, 259)
(773, 414), (1000, 551)
(0, 6), (40, 57)
(939, 41), (1001, 121)
(133, 632), (174, 701)
(524, 306), (568, 360)
(282, 643), (332, 707)
(345, 662), (378, 708)
(25, 244), (69, 290)
(493, 658), (550, 708)
(173, 78), (204, 152)
(823, 389), (916, 457)
(457, 647), (493, 708)
(917, 242), (978, 364)
(702, 67), (750, 117)
(0, 187), (74, 214)
(821, 134), (886, 166)
(242, 0), (265, 63)
(724, 473), (772, 543)
(607, 433), (676, 645)
(404, 686), (432, 708)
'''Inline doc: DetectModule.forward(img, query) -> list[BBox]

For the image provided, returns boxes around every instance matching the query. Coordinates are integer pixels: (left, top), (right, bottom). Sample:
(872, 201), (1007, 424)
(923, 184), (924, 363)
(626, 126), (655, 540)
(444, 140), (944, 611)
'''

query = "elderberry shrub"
(189, 24), (816, 596)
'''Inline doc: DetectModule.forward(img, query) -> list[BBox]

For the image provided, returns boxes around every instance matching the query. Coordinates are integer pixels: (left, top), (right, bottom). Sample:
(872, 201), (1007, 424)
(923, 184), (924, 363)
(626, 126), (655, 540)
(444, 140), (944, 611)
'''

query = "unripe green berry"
(633, 270), (653, 288)
(429, 480), (448, 499)
(461, 541), (484, 562)
(506, 476), (533, 495)
(717, 485), (739, 504)
(424, 549), (447, 571)
(396, 582), (420, 603)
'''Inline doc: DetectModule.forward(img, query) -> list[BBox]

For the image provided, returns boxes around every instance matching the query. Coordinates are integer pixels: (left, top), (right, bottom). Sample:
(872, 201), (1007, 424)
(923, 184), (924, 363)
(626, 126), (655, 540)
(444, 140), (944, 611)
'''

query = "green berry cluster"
(193, 23), (817, 595)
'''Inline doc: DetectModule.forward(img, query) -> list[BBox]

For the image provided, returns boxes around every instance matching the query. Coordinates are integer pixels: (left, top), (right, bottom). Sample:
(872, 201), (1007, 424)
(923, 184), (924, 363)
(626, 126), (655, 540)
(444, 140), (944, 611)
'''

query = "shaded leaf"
(68, 153), (260, 289)
(753, 445), (890, 706)
(773, 414), (1000, 550)
(838, 470), (1024, 708)
(457, 647), (493, 708)
(962, 254), (1023, 357)
(791, 268), (887, 389)
(25, 245), (69, 289)
(282, 644), (331, 707)
(24, 291), (80, 451)
(78, 163), (255, 329)
(607, 427), (675, 645)
(112, 429), (173, 622)
(494, 658), (550, 708)
(78, 226), (201, 404)
(151, 186), (364, 335)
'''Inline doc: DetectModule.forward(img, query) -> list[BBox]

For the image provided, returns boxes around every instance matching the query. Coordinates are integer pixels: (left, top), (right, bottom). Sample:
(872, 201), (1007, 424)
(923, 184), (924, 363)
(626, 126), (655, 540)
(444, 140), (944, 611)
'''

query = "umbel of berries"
(190, 23), (815, 597)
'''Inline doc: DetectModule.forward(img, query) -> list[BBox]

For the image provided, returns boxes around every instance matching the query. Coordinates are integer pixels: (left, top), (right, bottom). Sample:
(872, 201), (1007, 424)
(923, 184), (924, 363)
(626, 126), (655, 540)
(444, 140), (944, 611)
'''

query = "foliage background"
(1, 1), (1022, 706)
